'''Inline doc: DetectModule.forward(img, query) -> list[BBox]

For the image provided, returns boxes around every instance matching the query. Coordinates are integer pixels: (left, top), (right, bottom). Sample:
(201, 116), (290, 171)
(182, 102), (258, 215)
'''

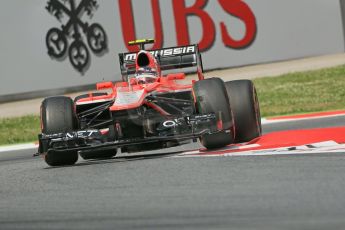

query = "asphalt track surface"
(1, 116), (345, 230)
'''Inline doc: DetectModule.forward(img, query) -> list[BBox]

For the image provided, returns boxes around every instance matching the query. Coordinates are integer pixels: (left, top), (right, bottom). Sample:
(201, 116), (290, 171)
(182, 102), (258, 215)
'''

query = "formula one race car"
(37, 39), (262, 166)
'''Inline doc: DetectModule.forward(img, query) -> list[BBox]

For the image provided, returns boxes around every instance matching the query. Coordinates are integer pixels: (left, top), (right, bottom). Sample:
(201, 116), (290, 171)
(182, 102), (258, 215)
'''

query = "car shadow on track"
(43, 151), (183, 169)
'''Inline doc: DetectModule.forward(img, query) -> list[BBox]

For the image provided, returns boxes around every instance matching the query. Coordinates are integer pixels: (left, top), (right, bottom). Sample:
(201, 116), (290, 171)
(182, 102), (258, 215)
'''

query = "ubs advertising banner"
(0, 0), (344, 99)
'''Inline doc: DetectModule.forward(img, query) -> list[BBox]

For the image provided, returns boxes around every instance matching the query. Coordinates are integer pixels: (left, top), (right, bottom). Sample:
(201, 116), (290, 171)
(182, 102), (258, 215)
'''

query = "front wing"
(37, 114), (219, 155)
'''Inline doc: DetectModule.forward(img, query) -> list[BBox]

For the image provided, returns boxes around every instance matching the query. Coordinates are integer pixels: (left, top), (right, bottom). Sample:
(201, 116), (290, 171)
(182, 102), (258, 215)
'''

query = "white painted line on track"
(0, 143), (37, 153)
(175, 150), (345, 158)
(175, 141), (345, 158)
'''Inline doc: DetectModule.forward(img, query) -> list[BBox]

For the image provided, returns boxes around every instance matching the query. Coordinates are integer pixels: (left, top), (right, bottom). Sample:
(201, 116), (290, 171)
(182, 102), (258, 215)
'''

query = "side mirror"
(166, 73), (186, 80)
(115, 82), (129, 87)
(96, 81), (114, 90)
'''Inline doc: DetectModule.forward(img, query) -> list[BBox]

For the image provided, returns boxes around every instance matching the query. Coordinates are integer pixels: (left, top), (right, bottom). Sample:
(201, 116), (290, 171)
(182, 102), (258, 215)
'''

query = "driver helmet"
(135, 67), (158, 84)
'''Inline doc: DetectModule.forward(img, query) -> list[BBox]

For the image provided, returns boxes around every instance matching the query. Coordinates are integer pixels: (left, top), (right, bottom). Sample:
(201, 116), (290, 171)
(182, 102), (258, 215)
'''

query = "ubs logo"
(45, 0), (107, 73)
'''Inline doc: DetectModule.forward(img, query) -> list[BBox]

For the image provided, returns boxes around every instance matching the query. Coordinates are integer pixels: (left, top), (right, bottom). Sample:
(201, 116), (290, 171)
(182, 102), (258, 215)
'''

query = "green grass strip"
(0, 115), (40, 145)
(253, 65), (345, 117)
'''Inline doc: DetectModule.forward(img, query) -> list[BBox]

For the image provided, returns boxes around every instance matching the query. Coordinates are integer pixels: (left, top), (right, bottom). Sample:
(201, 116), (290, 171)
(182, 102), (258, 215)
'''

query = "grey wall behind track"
(340, 0), (345, 47)
(0, 0), (344, 101)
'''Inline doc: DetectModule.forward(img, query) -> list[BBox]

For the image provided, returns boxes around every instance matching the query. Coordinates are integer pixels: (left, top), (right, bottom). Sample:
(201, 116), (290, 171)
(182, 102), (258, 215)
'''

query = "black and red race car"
(37, 39), (262, 166)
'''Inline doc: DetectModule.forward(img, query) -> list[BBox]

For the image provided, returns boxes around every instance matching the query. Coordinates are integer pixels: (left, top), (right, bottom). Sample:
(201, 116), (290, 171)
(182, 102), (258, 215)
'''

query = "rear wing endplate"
(118, 44), (204, 80)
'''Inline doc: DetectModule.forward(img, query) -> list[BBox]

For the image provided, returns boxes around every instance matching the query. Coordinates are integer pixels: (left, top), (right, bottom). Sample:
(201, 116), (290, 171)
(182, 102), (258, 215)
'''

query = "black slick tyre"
(41, 96), (79, 166)
(193, 78), (234, 149)
(224, 80), (262, 143)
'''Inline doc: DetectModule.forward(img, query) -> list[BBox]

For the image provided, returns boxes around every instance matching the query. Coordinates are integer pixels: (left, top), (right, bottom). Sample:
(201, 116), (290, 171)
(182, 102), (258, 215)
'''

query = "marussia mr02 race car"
(37, 39), (262, 166)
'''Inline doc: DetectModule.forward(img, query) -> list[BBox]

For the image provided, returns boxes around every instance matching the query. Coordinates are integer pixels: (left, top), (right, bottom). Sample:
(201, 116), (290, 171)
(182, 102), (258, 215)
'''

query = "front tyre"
(225, 80), (262, 143)
(41, 96), (79, 166)
(193, 78), (234, 149)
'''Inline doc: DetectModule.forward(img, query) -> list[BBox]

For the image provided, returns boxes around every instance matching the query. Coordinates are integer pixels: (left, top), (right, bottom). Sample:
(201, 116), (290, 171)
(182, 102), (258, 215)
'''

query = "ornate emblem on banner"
(45, 0), (107, 73)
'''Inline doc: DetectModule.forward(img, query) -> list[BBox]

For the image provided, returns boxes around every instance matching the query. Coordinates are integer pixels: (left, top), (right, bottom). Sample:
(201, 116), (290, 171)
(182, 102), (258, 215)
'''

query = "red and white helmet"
(135, 67), (157, 84)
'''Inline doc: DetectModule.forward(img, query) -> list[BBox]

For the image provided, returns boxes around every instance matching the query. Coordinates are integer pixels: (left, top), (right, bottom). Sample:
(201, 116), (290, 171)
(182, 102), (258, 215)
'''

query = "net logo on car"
(45, 0), (108, 73)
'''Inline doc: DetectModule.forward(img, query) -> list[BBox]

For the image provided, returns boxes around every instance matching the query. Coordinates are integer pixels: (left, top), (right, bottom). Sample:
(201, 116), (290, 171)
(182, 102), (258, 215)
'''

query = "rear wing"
(118, 44), (204, 80)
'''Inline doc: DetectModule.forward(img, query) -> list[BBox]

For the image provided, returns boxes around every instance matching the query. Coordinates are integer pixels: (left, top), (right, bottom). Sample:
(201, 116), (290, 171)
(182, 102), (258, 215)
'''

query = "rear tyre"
(193, 78), (234, 149)
(41, 96), (79, 166)
(224, 80), (262, 143)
